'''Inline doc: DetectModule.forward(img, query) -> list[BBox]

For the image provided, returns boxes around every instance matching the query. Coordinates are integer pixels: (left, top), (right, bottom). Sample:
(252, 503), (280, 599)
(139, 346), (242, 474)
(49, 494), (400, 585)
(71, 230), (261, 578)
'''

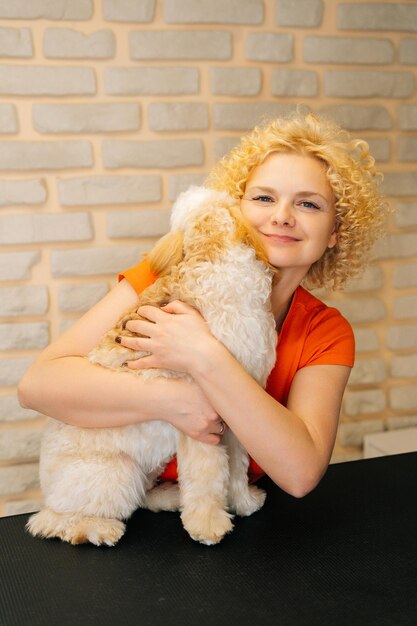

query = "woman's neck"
(271, 269), (306, 333)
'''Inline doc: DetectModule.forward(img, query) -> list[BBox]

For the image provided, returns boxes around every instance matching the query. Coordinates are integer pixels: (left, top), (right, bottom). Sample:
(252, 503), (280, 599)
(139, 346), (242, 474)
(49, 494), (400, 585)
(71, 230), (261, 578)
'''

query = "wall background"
(0, 0), (416, 516)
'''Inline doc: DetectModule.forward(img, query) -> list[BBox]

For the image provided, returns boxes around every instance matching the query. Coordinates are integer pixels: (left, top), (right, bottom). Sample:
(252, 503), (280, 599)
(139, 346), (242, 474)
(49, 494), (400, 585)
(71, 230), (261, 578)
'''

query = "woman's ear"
(147, 230), (184, 276)
(327, 225), (338, 249)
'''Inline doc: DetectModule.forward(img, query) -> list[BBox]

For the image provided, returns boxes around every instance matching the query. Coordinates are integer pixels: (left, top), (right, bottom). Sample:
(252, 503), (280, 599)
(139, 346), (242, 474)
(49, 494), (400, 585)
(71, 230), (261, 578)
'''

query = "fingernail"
(115, 336), (121, 344)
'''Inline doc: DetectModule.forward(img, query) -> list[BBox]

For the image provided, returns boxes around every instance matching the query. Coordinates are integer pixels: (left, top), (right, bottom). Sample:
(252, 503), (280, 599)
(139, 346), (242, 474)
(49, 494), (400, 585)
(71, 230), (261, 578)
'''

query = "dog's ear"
(147, 230), (184, 276)
(229, 206), (278, 274)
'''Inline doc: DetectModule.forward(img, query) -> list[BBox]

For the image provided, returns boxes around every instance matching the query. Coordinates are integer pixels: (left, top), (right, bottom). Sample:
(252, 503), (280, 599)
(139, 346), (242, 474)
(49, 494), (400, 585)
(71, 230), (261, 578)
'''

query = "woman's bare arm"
(18, 280), (222, 444)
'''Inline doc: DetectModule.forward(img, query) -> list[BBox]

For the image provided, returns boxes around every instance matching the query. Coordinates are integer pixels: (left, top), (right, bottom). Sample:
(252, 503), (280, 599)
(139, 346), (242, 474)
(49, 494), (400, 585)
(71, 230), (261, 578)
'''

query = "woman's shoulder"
(283, 286), (355, 368)
(292, 286), (352, 328)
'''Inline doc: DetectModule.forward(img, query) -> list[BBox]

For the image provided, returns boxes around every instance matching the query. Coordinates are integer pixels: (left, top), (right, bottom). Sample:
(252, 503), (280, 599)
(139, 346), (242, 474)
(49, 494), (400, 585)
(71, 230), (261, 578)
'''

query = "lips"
(262, 233), (301, 243)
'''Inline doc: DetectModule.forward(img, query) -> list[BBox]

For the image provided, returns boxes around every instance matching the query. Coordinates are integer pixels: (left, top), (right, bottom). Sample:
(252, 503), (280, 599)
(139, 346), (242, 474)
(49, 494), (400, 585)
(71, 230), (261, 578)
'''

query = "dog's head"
(147, 186), (275, 276)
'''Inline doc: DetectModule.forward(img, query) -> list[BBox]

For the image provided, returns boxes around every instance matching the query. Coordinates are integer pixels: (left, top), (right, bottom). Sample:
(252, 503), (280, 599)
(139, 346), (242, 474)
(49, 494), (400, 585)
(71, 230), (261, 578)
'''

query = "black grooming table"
(1, 453), (416, 626)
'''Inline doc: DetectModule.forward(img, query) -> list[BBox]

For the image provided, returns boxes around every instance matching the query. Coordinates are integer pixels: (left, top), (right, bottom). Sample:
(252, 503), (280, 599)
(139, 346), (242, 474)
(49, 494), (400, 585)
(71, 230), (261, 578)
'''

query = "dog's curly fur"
(27, 187), (277, 546)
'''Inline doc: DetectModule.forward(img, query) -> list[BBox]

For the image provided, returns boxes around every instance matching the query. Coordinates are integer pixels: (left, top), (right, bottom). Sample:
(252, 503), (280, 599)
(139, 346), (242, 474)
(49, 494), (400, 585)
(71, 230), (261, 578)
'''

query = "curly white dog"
(27, 186), (277, 546)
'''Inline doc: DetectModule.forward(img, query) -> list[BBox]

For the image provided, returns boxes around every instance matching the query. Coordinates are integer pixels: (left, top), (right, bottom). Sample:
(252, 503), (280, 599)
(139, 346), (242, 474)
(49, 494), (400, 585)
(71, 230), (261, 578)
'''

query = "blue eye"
(299, 201), (320, 210)
(253, 195), (274, 203)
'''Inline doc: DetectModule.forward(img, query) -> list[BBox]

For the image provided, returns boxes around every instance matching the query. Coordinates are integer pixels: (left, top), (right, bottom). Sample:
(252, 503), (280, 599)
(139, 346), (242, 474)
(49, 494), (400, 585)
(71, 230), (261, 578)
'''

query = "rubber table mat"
(1, 453), (416, 625)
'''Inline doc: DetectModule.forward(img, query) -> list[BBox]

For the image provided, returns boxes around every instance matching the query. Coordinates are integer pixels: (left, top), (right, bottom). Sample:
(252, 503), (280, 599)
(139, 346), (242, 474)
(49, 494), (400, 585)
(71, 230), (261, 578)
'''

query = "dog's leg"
(27, 447), (147, 546)
(224, 431), (266, 516)
(177, 434), (233, 545)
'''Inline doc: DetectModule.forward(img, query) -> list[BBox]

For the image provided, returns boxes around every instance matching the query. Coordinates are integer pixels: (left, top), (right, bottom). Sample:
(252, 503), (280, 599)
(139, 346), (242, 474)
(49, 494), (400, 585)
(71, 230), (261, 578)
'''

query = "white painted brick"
(0, 395), (39, 422)
(209, 68), (261, 96)
(0, 428), (41, 461)
(376, 233), (417, 259)
(338, 3), (417, 33)
(0, 66), (95, 96)
(364, 138), (391, 162)
(168, 174), (207, 201)
(276, 0), (323, 27)
(354, 328), (380, 353)
(326, 297), (385, 324)
(392, 355), (417, 378)
(148, 103), (208, 131)
(33, 103), (140, 134)
(345, 265), (383, 292)
(398, 137), (417, 162)
(387, 415), (417, 430)
(0, 358), (33, 387)
(393, 263), (417, 288)
(395, 203), (417, 227)
(0, 251), (40, 281)
(214, 137), (239, 161)
(0, 213), (92, 244)
(103, 140), (204, 169)
(0, 27), (32, 57)
(0, 179), (46, 206)
(349, 358), (387, 385)
(390, 386), (417, 411)
(4, 499), (42, 516)
(381, 172), (417, 197)
(0, 322), (49, 350)
(0, 286), (48, 317)
(400, 39), (417, 64)
(320, 105), (391, 131)
(324, 70), (415, 98)
(0, 0), (92, 20)
(44, 28), (114, 59)
(51, 246), (148, 278)
(398, 105), (417, 130)
(59, 175), (161, 206)
(107, 209), (171, 239)
(58, 282), (109, 313)
(393, 295), (417, 320)
(245, 33), (293, 63)
(164, 0), (263, 24)
(0, 141), (92, 171)
(104, 0), (155, 22)
(272, 69), (317, 97)
(386, 325), (417, 350)
(129, 31), (231, 60)
(0, 103), (18, 133)
(105, 67), (198, 96)
(343, 389), (386, 416)
(304, 36), (393, 64)
(338, 419), (384, 447)
(213, 103), (296, 131)
(0, 463), (39, 496)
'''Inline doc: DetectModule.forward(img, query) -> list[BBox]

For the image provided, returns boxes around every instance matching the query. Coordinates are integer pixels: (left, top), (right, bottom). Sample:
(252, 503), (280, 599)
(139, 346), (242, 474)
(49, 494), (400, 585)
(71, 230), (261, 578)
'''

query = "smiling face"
(240, 151), (337, 282)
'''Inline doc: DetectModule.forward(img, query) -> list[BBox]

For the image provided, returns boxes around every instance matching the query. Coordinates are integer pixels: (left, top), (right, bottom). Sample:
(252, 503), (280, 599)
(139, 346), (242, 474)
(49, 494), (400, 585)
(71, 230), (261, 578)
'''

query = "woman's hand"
(164, 379), (228, 445)
(118, 300), (215, 375)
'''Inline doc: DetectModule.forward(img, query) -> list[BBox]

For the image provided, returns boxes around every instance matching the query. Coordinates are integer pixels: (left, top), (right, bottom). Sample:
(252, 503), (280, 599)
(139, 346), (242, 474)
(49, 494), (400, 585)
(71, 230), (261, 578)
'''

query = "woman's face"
(240, 152), (337, 277)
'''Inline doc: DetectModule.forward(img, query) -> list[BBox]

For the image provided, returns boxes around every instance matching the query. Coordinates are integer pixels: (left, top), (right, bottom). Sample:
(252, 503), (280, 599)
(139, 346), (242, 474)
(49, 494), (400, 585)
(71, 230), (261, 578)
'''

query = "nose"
(270, 199), (296, 227)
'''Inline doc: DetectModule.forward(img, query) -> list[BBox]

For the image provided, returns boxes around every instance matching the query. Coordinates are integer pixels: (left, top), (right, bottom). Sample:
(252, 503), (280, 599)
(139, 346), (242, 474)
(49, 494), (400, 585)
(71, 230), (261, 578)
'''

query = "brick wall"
(0, 0), (416, 515)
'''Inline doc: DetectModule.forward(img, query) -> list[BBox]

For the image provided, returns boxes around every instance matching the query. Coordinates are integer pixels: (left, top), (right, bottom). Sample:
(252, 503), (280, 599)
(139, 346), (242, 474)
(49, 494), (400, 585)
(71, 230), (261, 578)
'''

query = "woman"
(18, 113), (388, 498)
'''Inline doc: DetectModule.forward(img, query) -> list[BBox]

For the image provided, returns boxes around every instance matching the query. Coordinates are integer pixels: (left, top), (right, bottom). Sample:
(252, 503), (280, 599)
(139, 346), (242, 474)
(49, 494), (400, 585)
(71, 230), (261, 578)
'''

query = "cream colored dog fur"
(27, 186), (277, 546)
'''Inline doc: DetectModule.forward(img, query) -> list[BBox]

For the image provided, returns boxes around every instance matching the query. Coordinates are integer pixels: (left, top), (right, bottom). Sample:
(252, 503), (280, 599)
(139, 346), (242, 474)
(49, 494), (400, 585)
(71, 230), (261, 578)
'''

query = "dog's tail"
(147, 230), (184, 276)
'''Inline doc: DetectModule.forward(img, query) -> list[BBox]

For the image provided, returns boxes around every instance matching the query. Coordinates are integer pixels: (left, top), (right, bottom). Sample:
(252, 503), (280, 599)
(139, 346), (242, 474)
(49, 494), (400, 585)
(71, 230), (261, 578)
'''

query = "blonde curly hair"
(206, 112), (390, 290)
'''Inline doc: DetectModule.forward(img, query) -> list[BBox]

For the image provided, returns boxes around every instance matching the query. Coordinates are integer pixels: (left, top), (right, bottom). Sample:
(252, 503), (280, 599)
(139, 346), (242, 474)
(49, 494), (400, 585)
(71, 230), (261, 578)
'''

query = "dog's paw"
(229, 485), (266, 517)
(144, 482), (180, 512)
(26, 508), (126, 547)
(181, 506), (234, 545)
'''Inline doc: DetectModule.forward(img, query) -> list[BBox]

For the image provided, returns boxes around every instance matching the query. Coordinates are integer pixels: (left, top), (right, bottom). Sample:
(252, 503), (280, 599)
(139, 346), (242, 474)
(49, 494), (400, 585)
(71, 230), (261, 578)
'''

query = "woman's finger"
(117, 335), (152, 352)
